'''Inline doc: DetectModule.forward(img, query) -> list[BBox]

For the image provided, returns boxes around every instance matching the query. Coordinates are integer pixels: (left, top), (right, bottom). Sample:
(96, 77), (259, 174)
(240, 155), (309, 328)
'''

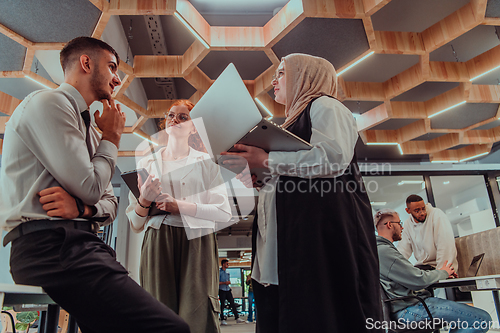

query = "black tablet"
(120, 168), (167, 216)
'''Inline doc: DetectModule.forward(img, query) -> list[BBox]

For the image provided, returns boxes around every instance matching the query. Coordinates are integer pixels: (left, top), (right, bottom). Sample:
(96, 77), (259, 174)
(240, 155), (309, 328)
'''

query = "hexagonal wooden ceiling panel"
(1, 0), (500, 164)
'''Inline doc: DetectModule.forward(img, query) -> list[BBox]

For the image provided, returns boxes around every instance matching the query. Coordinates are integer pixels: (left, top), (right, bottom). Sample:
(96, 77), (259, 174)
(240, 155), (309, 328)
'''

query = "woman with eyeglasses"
(126, 100), (232, 333)
(221, 54), (382, 333)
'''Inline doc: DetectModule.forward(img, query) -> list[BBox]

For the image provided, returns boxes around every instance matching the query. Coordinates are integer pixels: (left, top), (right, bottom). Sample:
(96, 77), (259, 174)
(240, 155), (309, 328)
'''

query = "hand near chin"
(95, 99), (126, 147)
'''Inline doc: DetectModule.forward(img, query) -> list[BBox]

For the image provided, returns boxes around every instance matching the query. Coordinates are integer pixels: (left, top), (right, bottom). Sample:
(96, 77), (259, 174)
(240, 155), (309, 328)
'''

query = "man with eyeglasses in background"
(375, 209), (491, 332)
(397, 194), (458, 273)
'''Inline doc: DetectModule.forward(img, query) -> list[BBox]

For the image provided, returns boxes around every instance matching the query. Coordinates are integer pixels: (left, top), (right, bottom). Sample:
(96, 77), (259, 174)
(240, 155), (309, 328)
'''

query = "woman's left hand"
(156, 193), (180, 214)
(220, 144), (269, 170)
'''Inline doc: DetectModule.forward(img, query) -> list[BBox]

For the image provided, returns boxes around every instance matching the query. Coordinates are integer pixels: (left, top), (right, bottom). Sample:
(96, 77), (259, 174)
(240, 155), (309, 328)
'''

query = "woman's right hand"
(138, 173), (162, 205)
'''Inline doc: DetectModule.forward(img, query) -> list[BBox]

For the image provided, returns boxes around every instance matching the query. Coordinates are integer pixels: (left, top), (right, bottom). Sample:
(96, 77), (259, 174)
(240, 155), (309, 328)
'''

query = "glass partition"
(363, 175), (428, 225)
(430, 175), (495, 237)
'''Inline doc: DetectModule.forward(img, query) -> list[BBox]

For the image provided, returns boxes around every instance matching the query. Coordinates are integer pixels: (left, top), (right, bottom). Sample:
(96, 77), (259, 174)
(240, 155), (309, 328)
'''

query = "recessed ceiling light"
(431, 160), (458, 163)
(459, 152), (489, 162)
(428, 101), (466, 118)
(173, 12), (210, 49)
(24, 75), (53, 90)
(398, 180), (424, 185)
(366, 142), (399, 146)
(338, 51), (374, 76)
(469, 64), (500, 81)
(133, 132), (159, 146)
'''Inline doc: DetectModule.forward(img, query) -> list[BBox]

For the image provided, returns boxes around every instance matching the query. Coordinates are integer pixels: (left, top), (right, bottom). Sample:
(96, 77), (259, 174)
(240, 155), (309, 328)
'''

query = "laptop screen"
(466, 253), (485, 277)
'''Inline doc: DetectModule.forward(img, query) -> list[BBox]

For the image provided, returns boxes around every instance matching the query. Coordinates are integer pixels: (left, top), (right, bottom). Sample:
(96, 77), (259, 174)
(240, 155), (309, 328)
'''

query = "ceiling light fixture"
(397, 144), (404, 155)
(133, 132), (159, 146)
(459, 151), (489, 162)
(427, 101), (466, 118)
(174, 12), (210, 49)
(255, 98), (274, 118)
(338, 51), (374, 76)
(443, 181), (450, 185)
(431, 160), (458, 163)
(469, 64), (500, 82)
(366, 142), (398, 146)
(370, 201), (387, 206)
(398, 180), (424, 186)
(24, 75), (53, 90)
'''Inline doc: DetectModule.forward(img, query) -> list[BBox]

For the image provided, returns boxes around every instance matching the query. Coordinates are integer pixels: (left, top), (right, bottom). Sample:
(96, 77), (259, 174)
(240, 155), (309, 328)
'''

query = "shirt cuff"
(267, 151), (298, 176)
(130, 209), (148, 224)
(97, 139), (119, 160)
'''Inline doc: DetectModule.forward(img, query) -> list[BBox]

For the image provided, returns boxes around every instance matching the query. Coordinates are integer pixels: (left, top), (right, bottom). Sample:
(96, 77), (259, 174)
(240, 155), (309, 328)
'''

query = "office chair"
(380, 285), (442, 333)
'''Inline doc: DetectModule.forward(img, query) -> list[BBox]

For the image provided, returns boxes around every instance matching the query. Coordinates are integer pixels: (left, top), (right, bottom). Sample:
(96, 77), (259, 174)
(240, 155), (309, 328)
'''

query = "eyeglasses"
(384, 220), (402, 227)
(271, 70), (285, 82)
(165, 112), (190, 122)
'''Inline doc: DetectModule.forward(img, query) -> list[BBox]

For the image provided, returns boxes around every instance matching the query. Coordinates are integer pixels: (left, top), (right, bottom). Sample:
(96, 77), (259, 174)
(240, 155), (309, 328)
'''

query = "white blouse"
(126, 147), (232, 239)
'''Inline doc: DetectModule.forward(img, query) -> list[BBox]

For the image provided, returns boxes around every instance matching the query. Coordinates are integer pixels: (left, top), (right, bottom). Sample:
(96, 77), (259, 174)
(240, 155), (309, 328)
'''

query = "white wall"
(0, 231), (14, 284)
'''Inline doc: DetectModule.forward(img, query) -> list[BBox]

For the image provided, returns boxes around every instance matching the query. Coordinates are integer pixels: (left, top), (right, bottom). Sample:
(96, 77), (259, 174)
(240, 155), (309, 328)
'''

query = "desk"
(0, 283), (59, 333)
(430, 274), (500, 291)
(430, 275), (500, 321)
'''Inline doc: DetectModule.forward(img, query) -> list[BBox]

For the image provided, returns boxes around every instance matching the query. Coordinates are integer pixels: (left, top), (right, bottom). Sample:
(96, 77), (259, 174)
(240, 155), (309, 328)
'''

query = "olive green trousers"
(140, 225), (221, 333)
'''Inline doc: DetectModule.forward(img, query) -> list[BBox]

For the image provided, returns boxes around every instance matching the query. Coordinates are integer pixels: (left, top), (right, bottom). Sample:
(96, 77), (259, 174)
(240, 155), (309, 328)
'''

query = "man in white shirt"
(398, 195), (458, 272)
(376, 209), (490, 332)
(0, 37), (189, 333)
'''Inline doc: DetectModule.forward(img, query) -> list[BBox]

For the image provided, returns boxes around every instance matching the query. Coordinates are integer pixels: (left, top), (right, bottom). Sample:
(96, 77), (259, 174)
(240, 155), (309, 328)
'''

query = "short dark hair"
(406, 194), (424, 207)
(60, 36), (120, 73)
(221, 259), (228, 266)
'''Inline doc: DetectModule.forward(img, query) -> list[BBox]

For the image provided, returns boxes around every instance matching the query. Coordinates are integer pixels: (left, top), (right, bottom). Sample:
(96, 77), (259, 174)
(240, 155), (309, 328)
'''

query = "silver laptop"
(190, 63), (312, 184)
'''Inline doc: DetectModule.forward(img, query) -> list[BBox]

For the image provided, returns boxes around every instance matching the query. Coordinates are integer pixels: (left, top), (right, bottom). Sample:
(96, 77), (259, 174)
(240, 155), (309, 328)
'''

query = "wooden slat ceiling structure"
(1, 0), (500, 163)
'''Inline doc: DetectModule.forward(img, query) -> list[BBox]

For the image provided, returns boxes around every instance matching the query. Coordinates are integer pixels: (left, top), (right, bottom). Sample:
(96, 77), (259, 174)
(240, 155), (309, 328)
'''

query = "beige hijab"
(281, 53), (337, 129)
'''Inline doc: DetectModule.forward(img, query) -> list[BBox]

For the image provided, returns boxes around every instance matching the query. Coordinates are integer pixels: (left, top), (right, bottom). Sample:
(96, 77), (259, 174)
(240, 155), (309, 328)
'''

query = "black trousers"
(252, 281), (278, 333)
(218, 289), (239, 320)
(9, 227), (190, 333)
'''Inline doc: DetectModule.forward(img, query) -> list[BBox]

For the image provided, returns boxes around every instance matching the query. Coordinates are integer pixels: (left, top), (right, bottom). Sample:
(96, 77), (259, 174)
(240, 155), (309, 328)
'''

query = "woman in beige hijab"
(222, 54), (382, 333)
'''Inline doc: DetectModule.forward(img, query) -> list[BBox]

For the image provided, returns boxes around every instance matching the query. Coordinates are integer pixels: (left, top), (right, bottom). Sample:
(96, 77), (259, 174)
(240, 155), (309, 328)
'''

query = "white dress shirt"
(0, 83), (118, 230)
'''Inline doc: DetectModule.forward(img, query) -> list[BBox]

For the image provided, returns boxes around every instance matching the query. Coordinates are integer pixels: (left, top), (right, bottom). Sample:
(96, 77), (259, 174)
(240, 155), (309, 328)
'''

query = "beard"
(413, 214), (426, 223)
(392, 229), (402, 242)
(91, 67), (112, 101)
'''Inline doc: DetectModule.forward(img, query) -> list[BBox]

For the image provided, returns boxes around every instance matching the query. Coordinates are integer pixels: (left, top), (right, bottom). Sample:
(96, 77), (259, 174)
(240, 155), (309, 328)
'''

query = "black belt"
(3, 219), (100, 246)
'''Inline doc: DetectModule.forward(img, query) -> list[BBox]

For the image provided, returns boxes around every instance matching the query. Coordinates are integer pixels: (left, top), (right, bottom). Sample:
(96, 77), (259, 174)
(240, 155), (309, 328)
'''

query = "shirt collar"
(58, 83), (88, 114)
(376, 235), (397, 248)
